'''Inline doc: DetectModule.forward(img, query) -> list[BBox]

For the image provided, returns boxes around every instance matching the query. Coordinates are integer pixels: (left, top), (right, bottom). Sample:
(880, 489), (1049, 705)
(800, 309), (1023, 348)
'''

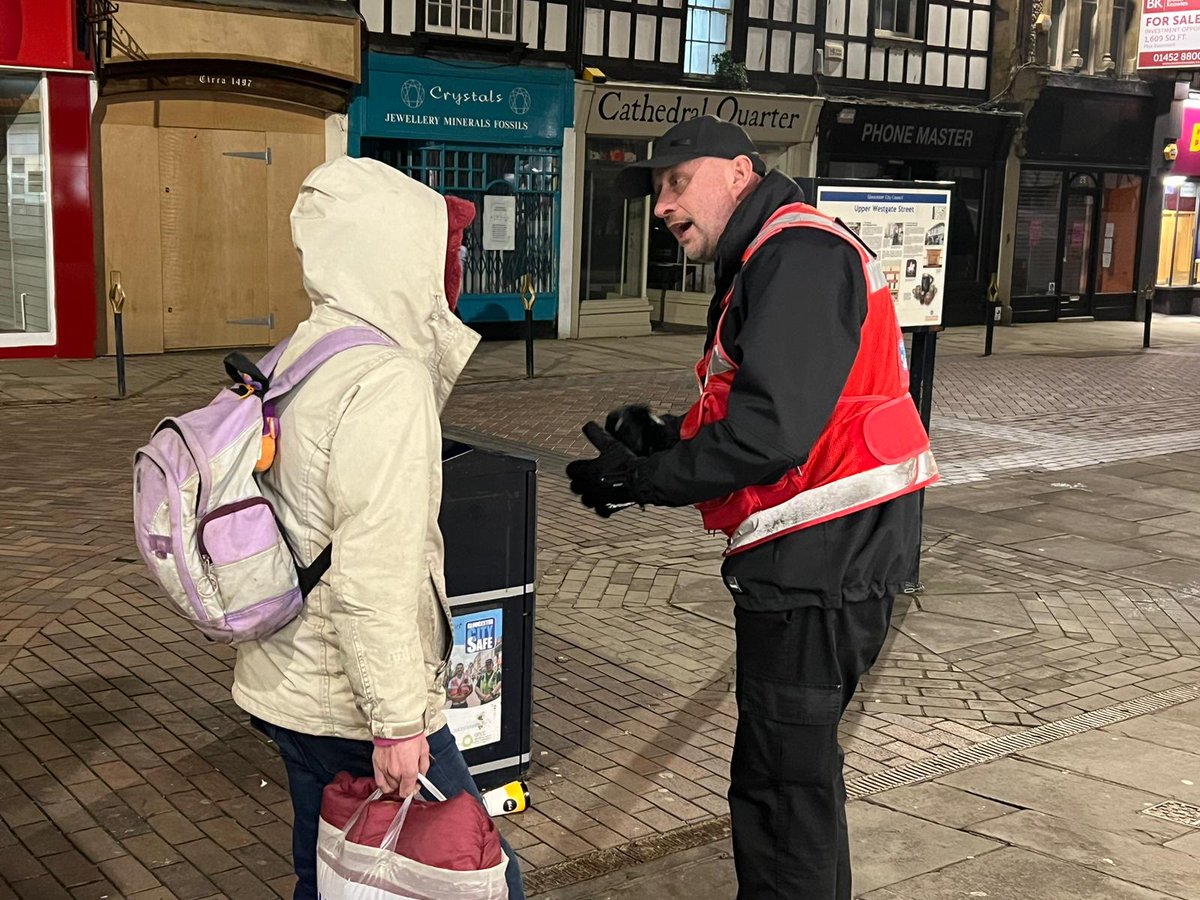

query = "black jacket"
(637, 172), (920, 610)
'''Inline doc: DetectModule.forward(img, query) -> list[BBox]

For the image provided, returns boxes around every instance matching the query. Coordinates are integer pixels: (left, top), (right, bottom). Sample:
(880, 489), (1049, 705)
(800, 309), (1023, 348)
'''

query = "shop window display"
(1097, 173), (1139, 294)
(581, 138), (649, 302)
(1157, 178), (1200, 287)
(0, 76), (51, 339)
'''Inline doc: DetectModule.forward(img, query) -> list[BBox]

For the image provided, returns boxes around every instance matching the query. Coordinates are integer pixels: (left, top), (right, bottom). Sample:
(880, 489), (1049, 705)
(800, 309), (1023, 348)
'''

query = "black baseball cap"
(615, 115), (766, 198)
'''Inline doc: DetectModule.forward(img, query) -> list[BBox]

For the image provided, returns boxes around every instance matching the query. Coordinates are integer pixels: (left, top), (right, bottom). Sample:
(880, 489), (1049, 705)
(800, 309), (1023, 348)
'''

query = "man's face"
(485, 660), (495, 672)
(454, 664), (464, 677)
(652, 157), (745, 263)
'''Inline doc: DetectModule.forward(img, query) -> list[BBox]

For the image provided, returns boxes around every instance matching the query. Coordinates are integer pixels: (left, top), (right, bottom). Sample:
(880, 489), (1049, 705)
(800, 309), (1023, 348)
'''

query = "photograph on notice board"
(444, 607), (504, 751)
(912, 273), (938, 306)
(815, 185), (951, 327)
(882, 266), (901, 301)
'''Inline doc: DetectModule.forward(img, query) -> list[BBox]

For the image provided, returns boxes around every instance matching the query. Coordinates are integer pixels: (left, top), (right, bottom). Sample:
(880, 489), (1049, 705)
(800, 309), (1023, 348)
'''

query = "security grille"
(366, 140), (561, 317)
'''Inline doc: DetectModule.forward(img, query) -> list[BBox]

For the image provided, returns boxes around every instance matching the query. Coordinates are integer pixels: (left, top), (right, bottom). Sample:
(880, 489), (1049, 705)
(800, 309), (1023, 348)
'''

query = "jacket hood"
(289, 156), (480, 404)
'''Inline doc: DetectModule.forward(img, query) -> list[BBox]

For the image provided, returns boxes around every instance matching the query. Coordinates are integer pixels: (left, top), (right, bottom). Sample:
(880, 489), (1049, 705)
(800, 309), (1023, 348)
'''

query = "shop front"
(1009, 87), (1156, 322)
(350, 54), (574, 331)
(1154, 95), (1200, 315)
(95, 0), (361, 354)
(816, 101), (1019, 327)
(0, 0), (94, 359)
(570, 82), (822, 338)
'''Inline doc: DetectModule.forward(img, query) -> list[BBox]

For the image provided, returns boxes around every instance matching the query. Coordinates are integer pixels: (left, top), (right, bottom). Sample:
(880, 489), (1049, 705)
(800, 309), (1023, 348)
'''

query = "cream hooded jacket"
(231, 157), (480, 741)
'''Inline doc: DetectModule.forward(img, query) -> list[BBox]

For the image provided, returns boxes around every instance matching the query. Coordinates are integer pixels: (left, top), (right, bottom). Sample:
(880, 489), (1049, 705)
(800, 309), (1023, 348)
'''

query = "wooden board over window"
(105, 0), (361, 84)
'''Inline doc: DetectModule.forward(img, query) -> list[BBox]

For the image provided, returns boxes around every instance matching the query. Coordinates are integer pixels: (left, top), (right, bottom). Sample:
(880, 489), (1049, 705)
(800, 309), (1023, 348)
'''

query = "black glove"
(565, 422), (642, 518)
(604, 405), (681, 456)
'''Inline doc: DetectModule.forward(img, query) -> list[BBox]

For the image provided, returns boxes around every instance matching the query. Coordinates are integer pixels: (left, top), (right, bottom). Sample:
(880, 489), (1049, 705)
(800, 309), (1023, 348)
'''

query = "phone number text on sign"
(1139, 49), (1200, 68)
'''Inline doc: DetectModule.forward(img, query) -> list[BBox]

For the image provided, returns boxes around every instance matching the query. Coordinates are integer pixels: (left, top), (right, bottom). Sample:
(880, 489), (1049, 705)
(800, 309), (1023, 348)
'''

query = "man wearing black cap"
(565, 116), (930, 899)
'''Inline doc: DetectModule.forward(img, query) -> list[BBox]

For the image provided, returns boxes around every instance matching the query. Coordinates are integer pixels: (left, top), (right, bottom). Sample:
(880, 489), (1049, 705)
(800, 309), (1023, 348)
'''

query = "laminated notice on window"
(483, 195), (516, 252)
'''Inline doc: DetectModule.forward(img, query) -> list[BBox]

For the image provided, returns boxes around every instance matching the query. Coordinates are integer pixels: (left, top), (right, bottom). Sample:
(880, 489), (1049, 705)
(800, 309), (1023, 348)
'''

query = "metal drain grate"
(524, 815), (731, 895)
(846, 681), (1200, 800)
(1142, 801), (1200, 828)
(524, 682), (1200, 895)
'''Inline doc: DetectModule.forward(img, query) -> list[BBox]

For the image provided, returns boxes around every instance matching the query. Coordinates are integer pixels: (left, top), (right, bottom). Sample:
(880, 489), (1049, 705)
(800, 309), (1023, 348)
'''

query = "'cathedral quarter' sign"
(589, 83), (821, 144)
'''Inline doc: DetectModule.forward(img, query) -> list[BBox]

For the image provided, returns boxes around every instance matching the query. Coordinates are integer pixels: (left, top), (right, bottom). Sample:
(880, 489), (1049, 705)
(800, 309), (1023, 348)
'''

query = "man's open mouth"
(671, 221), (694, 240)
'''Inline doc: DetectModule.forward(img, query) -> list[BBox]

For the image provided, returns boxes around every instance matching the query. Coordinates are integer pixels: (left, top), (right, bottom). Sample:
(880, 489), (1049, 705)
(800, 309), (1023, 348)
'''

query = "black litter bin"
(438, 439), (536, 791)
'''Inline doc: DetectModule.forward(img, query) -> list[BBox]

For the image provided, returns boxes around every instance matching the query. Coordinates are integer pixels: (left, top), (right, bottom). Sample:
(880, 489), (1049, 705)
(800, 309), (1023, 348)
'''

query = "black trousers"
(728, 594), (894, 900)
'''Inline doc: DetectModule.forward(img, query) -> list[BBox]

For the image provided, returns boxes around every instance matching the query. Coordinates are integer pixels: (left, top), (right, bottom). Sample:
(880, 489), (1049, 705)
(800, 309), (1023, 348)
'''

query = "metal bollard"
(983, 272), (1000, 357)
(108, 271), (127, 398)
(520, 273), (537, 379)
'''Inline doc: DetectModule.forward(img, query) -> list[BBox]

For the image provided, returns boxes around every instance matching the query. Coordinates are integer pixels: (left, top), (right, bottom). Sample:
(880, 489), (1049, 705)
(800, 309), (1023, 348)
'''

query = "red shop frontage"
(0, 0), (95, 358)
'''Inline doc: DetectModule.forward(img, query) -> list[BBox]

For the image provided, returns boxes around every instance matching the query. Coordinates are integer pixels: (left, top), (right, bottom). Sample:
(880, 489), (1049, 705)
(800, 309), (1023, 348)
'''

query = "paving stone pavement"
(0, 318), (1199, 897)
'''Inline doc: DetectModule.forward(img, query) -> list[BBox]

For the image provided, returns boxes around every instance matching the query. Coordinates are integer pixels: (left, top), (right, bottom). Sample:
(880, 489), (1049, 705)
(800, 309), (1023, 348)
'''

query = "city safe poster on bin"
(444, 608), (504, 751)
(815, 185), (950, 328)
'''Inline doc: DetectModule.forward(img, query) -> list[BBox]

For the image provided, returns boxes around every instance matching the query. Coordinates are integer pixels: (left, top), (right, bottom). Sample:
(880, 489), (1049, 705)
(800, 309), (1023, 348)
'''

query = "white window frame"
(684, 0), (733, 76)
(426, 0), (517, 39)
(875, 0), (920, 39)
(0, 74), (55, 349)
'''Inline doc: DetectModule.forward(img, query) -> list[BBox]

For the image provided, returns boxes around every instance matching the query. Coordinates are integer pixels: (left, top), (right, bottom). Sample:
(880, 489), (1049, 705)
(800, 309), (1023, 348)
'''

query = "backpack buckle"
(223, 352), (271, 398)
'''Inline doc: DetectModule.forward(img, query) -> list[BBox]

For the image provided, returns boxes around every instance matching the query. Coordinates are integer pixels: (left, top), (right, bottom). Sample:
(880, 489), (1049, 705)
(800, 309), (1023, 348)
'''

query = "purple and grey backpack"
(132, 327), (391, 643)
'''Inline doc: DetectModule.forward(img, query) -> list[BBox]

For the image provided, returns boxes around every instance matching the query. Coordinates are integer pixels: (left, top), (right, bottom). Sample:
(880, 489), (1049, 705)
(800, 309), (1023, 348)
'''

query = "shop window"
(827, 161), (887, 179)
(0, 76), (51, 344)
(876, 0), (920, 38)
(427, 0), (516, 39)
(1098, 173), (1140, 293)
(1157, 178), (1199, 288)
(935, 164), (984, 283)
(1013, 169), (1063, 296)
(581, 139), (650, 302)
(647, 219), (716, 297)
(685, 0), (733, 75)
(365, 139), (560, 301)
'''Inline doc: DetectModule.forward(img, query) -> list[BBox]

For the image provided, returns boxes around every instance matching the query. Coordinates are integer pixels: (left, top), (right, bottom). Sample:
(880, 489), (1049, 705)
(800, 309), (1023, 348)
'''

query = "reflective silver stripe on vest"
(706, 344), (736, 380)
(727, 449), (939, 553)
(744, 210), (865, 258)
(865, 258), (888, 294)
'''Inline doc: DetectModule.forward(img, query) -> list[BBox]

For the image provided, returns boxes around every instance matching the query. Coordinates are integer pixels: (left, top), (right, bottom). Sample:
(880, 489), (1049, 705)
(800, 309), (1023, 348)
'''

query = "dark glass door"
(1059, 173), (1101, 317)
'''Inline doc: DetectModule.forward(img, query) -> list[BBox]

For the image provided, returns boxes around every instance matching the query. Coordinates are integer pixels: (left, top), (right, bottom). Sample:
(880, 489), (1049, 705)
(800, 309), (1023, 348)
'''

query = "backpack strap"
(265, 327), (393, 401)
(298, 544), (332, 597)
(258, 326), (393, 597)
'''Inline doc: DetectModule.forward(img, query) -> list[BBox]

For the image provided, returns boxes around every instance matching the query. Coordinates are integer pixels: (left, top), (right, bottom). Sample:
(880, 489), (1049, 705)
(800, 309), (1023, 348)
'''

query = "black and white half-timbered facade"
(573, 0), (992, 96)
(343, 0), (1018, 334)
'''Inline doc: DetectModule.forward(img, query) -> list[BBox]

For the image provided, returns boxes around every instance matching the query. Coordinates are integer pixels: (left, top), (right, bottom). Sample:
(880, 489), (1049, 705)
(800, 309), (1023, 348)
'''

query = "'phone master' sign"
(466, 618), (497, 653)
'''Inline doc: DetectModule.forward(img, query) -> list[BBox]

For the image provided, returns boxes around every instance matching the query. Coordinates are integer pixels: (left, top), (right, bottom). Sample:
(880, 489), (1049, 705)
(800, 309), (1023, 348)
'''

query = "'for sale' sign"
(1140, 0), (1200, 70)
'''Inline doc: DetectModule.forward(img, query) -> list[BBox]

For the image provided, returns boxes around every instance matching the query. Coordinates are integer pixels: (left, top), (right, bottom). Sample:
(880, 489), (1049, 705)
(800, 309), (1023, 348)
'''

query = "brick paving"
(0, 318), (1199, 897)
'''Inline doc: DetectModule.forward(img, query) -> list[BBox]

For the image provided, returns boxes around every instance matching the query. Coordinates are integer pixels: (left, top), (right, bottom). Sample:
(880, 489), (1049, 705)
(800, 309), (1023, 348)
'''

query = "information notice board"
(814, 182), (951, 328)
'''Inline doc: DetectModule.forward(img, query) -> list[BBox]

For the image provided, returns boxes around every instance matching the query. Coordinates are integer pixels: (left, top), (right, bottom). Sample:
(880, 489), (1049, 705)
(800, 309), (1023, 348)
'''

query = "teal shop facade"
(350, 53), (574, 325)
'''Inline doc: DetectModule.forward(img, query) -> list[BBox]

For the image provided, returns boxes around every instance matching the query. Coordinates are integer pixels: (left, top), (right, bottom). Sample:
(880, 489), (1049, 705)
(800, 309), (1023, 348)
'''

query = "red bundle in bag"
(321, 772), (503, 872)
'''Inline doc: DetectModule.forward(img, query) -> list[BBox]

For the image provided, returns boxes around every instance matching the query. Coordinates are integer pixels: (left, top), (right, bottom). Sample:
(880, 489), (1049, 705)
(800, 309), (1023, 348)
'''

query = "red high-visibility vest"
(679, 203), (939, 555)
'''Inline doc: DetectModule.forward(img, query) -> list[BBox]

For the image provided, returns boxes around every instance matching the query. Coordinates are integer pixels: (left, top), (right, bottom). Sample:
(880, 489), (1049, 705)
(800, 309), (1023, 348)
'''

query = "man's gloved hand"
(604, 405), (680, 456)
(566, 422), (642, 518)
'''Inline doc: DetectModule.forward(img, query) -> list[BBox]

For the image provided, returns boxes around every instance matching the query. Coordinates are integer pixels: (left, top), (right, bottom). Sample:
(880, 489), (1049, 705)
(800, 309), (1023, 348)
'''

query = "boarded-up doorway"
(100, 99), (327, 354)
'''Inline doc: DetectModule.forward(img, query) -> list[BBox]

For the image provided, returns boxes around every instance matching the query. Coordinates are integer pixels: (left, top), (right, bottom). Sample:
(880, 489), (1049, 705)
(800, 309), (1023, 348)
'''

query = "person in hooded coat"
(231, 156), (525, 900)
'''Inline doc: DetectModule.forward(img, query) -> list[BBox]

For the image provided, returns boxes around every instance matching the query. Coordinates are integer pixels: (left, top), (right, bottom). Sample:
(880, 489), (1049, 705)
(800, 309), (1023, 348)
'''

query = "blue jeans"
(251, 718), (525, 900)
